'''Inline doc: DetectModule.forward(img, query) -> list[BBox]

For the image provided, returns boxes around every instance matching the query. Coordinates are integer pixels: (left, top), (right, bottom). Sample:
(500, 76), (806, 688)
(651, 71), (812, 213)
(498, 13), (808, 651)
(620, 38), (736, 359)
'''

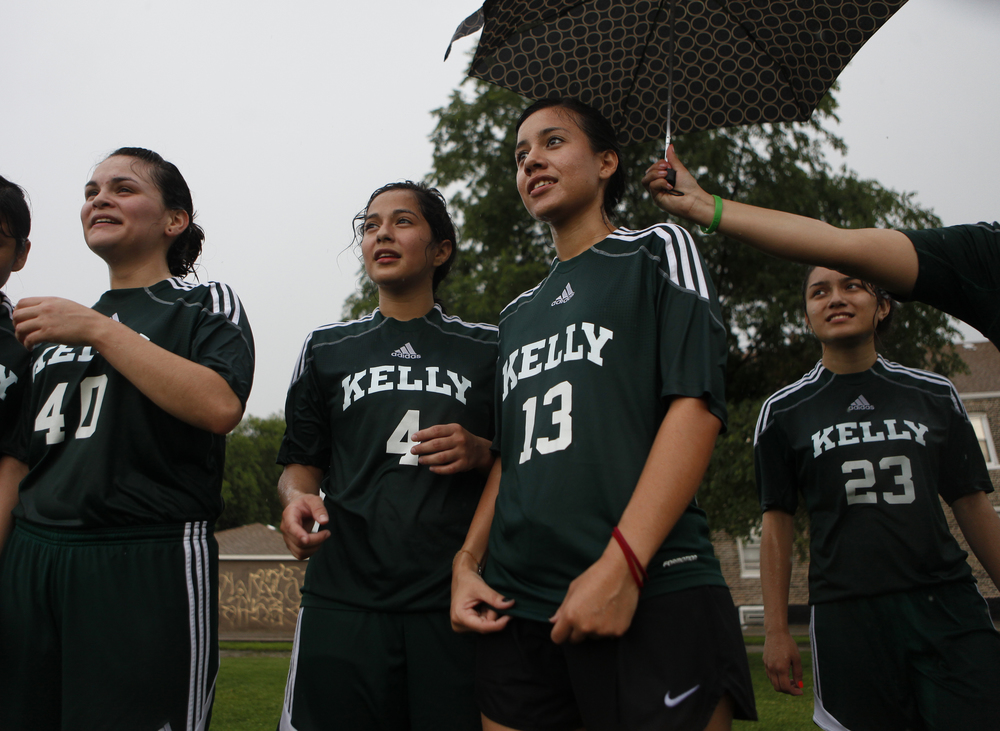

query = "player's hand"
(279, 494), (331, 560)
(763, 630), (804, 695)
(450, 551), (514, 633)
(412, 423), (494, 475)
(641, 145), (712, 221)
(549, 543), (639, 644)
(13, 297), (106, 350)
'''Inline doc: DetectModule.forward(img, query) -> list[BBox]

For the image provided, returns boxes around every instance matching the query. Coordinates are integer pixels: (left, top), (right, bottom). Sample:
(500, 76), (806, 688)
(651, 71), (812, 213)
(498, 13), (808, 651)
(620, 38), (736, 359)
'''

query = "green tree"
(347, 79), (963, 540)
(217, 414), (286, 531)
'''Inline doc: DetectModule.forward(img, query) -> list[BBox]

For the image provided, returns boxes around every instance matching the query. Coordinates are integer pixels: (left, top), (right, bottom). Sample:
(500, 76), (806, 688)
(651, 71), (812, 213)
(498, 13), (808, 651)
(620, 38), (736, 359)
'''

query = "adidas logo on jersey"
(551, 283), (575, 306)
(847, 395), (875, 412)
(391, 343), (421, 359)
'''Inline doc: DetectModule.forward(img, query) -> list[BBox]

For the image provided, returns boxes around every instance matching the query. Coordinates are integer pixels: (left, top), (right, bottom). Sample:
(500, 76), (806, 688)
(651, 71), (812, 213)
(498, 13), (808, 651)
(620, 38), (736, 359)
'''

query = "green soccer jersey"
(755, 356), (991, 604)
(901, 222), (1000, 347)
(0, 294), (29, 446)
(483, 224), (730, 622)
(278, 305), (498, 612)
(9, 278), (255, 528)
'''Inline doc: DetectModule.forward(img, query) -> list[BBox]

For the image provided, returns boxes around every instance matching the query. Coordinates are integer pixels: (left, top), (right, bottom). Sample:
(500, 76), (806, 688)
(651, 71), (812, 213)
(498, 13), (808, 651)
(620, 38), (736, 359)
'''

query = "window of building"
(739, 605), (765, 627)
(969, 412), (999, 469)
(737, 530), (761, 579)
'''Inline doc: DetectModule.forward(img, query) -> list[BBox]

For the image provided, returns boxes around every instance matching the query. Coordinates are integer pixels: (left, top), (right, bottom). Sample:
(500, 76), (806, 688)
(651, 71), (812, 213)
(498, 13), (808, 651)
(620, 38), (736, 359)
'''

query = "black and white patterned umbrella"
(447, 0), (908, 147)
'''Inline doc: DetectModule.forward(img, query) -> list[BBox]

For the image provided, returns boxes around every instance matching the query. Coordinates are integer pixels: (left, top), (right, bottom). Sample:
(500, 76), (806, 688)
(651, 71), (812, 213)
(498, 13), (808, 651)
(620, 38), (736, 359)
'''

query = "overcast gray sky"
(2, 0), (997, 417)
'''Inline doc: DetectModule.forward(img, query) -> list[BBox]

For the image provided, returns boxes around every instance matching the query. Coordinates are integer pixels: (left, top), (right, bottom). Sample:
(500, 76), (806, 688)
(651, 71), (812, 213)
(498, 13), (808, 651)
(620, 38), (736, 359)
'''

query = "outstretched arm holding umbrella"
(643, 148), (1000, 347)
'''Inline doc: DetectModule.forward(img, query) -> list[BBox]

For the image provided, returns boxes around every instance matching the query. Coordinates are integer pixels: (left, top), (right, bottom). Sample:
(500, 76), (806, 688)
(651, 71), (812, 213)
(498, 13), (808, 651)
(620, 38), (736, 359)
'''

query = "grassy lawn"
(212, 648), (816, 730)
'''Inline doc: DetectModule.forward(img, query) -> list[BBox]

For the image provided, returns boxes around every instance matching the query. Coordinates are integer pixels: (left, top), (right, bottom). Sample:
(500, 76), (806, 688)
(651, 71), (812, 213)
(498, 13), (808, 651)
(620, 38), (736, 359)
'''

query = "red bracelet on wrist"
(612, 527), (649, 589)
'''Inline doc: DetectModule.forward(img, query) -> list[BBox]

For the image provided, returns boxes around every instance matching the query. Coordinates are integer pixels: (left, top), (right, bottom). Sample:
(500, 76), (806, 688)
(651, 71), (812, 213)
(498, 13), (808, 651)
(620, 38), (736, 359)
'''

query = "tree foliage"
(218, 414), (286, 531)
(346, 79), (963, 540)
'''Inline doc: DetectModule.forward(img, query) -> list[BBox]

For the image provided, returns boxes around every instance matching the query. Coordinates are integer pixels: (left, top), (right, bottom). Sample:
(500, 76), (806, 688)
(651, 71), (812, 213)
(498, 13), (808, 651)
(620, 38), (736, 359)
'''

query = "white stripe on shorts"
(279, 607), (306, 730)
(810, 605), (852, 731)
(183, 521), (216, 731)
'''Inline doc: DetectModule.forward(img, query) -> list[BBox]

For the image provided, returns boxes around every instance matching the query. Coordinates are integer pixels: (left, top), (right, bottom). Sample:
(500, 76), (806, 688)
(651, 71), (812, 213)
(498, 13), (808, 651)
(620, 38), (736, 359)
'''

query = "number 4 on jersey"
(386, 409), (421, 466)
(35, 375), (109, 445)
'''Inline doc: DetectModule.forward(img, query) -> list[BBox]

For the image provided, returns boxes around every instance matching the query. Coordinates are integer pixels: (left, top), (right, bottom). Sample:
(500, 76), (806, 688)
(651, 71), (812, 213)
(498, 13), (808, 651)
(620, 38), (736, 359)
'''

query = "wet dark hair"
(802, 265), (895, 341)
(0, 175), (31, 256)
(514, 97), (625, 222)
(354, 181), (457, 293)
(105, 147), (203, 277)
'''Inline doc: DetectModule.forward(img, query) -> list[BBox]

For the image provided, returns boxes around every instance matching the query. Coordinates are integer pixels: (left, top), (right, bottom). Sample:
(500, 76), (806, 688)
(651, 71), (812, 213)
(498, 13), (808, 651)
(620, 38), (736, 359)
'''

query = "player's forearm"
(458, 457), (502, 565)
(711, 201), (918, 296)
(761, 509), (796, 635)
(952, 491), (1000, 590)
(90, 317), (244, 434)
(0, 456), (28, 551)
(277, 463), (324, 508)
(613, 397), (721, 569)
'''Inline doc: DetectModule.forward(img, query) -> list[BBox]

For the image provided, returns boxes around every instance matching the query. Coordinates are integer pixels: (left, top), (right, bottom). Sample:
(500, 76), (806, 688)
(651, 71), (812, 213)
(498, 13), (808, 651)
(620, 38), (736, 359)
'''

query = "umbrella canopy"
(447, 0), (909, 147)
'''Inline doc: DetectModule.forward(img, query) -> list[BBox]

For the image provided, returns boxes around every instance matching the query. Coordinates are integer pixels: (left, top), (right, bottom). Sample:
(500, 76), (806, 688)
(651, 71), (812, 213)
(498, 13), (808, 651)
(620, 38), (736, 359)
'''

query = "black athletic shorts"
(476, 585), (756, 731)
(811, 582), (1000, 731)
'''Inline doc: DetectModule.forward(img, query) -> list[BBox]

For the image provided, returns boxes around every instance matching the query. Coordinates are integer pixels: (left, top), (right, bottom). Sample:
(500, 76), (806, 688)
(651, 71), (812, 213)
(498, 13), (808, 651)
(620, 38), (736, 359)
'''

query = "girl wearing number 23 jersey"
(755, 266), (1000, 730)
(0, 148), (255, 731)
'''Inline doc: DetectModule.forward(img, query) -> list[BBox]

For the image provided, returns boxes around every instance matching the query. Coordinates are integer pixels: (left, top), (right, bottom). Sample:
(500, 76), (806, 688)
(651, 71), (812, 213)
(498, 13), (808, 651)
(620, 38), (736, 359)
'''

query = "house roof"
(216, 522), (295, 558)
(951, 342), (1000, 395)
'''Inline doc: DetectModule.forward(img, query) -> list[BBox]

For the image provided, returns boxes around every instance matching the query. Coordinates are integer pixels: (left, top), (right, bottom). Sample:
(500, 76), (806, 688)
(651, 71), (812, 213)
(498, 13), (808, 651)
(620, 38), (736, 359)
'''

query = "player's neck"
(377, 289), (436, 322)
(107, 259), (173, 290)
(821, 341), (878, 374)
(550, 211), (615, 261)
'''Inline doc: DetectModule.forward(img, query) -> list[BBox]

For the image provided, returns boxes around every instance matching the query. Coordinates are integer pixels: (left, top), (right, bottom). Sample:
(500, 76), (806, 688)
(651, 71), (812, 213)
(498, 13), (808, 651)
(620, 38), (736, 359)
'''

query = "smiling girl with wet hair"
(0, 148), (254, 731)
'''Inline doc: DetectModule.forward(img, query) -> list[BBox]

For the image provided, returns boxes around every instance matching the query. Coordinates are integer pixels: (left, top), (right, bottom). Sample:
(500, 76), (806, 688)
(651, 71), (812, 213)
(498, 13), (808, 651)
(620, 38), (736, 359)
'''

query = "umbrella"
(446, 0), (909, 148)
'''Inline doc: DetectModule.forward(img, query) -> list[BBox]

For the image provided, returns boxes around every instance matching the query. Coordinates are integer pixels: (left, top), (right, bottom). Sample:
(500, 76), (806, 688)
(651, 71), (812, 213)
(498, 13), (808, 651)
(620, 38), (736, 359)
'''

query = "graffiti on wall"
(219, 562), (305, 632)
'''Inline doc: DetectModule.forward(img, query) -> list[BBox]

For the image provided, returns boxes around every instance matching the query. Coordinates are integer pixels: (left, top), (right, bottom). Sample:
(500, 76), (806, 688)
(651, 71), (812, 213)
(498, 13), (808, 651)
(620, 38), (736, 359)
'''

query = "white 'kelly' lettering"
(342, 365), (475, 410)
(502, 321), (614, 400)
(811, 418), (929, 457)
(0, 367), (17, 400)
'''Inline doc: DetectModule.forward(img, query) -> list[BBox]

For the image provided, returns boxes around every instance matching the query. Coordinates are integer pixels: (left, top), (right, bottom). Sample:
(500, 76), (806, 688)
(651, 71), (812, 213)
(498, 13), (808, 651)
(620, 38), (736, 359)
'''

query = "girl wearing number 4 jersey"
(0, 148), (255, 731)
(755, 266), (1000, 730)
(451, 98), (756, 731)
(277, 182), (497, 731)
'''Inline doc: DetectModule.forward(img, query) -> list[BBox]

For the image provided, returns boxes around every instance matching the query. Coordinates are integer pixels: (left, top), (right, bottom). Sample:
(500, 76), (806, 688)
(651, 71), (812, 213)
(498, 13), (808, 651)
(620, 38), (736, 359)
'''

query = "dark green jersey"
(755, 356), (991, 604)
(0, 294), (29, 446)
(9, 279), (255, 528)
(278, 306), (498, 612)
(900, 222), (1000, 347)
(484, 224), (729, 621)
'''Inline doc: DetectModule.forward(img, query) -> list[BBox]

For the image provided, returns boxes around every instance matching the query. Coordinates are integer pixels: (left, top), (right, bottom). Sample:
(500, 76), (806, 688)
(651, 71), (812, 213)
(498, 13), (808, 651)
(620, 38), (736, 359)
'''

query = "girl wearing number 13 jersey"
(755, 266), (1000, 730)
(451, 99), (756, 731)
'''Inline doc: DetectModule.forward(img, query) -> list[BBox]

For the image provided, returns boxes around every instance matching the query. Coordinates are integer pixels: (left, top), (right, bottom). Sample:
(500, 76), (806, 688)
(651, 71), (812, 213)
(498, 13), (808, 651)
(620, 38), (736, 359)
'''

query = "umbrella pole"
(664, 0), (676, 187)
(664, 0), (673, 157)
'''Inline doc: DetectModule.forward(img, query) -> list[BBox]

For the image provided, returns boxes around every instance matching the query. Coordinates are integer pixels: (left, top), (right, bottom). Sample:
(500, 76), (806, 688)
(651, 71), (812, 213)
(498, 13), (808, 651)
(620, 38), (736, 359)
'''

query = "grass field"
(213, 646), (816, 730)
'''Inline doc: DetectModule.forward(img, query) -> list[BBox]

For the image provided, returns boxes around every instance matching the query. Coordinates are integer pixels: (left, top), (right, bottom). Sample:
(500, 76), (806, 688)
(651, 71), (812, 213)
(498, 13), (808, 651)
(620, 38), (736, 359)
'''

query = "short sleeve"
(191, 284), (255, 407)
(755, 413), (798, 515)
(277, 333), (332, 469)
(654, 226), (728, 429)
(937, 405), (993, 505)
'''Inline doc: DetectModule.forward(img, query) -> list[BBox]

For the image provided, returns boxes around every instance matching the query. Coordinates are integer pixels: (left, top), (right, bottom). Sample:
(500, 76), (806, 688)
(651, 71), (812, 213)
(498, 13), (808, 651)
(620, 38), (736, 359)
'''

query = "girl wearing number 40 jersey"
(755, 266), (1000, 730)
(450, 98), (756, 731)
(276, 181), (497, 731)
(0, 148), (255, 731)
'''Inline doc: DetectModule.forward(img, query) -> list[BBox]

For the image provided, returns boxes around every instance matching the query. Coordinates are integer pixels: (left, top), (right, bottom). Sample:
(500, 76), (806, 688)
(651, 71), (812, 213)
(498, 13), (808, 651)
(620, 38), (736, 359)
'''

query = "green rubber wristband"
(700, 195), (723, 235)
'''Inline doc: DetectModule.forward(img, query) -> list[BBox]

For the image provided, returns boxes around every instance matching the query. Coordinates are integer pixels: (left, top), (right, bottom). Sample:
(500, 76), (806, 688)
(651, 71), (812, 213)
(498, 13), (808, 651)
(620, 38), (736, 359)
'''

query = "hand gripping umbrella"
(446, 0), (908, 156)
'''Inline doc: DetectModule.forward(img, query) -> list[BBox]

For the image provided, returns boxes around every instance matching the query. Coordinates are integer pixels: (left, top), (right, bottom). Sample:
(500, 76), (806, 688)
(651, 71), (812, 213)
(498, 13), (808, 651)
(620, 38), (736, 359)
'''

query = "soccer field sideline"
(212, 650), (817, 730)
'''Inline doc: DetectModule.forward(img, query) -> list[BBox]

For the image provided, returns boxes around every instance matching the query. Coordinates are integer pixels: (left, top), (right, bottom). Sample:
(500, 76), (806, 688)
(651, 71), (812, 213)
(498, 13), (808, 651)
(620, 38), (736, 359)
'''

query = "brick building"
(716, 341), (1000, 626)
